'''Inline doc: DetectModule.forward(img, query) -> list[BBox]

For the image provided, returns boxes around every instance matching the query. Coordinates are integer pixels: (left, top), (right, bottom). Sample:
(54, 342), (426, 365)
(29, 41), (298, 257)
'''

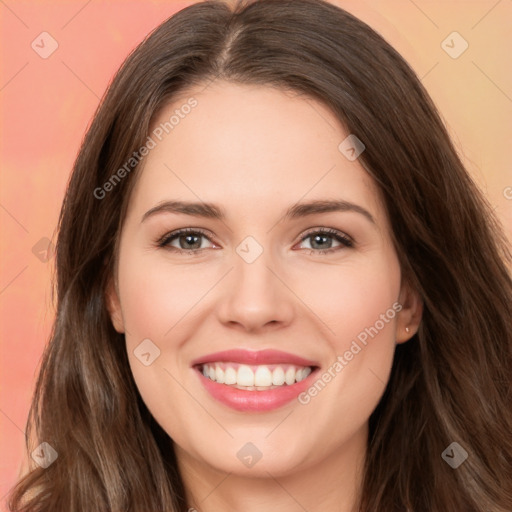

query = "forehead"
(127, 81), (385, 225)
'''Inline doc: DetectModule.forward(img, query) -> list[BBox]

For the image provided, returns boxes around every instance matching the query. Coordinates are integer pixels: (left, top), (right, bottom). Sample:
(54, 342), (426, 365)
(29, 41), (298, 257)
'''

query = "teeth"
(224, 366), (237, 385)
(200, 362), (313, 389)
(285, 366), (296, 385)
(215, 366), (225, 384)
(237, 365), (254, 386)
(254, 366), (272, 386)
(272, 367), (285, 385)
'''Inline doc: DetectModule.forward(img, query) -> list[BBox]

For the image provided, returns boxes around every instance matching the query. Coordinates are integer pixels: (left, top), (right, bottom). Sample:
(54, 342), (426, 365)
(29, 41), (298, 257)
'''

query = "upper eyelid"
(300, 226), (351, 239)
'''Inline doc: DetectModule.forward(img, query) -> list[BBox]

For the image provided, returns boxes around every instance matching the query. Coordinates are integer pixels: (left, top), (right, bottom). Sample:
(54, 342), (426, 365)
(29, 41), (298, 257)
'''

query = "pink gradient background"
(1, 0), (511, 506)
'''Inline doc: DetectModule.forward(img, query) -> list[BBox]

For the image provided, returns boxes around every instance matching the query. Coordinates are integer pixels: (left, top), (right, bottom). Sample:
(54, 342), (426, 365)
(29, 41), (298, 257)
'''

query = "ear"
(105, 277), (125, 333)
(395, 280), (423, 344)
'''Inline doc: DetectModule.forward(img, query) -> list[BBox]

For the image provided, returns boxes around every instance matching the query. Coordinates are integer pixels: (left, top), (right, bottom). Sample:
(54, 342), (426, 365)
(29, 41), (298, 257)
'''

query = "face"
(107, 81), (422, 479)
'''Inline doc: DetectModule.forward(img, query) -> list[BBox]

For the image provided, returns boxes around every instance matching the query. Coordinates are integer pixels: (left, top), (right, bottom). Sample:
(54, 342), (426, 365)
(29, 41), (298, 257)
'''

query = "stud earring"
(405, 327), (410, 333)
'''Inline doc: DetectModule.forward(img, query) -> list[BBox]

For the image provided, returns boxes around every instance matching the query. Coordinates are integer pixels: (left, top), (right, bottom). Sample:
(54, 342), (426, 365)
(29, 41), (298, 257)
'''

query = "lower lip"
(194, 366), (319, 412)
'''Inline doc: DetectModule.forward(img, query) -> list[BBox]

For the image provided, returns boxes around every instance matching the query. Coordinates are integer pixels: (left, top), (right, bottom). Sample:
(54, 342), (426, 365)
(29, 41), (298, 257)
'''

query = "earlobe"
(105, 278), (125, 333)
(395, 282), (423, 344)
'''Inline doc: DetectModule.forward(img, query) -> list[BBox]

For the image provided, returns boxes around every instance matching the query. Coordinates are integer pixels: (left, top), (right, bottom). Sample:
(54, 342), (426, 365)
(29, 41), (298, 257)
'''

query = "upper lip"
(191, 349), (319, 368)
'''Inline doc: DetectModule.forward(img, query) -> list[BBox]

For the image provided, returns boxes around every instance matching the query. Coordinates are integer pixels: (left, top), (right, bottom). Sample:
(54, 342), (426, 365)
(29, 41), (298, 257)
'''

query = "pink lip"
(191, 349), (320, 412)
(190, 348), (319, 367)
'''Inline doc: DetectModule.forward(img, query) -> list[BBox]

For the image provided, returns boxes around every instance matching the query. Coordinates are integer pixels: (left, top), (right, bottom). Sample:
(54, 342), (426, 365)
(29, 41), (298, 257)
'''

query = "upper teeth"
(201, 363), (312, 389)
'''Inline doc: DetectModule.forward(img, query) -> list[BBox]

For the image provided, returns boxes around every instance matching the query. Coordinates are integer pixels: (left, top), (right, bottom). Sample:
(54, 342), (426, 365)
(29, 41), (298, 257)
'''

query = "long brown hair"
(8, 0), (512, 510)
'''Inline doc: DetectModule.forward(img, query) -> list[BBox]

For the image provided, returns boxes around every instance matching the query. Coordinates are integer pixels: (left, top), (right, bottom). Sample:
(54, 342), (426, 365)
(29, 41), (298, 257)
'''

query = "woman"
(8, 0), (512, 510)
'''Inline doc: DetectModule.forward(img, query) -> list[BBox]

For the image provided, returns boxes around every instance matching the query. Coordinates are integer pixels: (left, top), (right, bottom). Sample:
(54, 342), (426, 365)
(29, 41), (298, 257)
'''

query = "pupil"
(181, 234), (201, 249)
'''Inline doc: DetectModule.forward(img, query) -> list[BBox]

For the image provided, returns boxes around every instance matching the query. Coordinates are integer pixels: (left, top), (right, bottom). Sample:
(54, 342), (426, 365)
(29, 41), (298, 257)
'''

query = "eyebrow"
(141, 199), (375, 225)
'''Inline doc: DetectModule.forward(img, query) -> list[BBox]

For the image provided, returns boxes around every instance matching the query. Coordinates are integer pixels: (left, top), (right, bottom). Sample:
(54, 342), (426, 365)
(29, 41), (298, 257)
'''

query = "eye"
(156, 227), (354, 256)
(156, 228), (216, 254)
(296, 228), (353, 255)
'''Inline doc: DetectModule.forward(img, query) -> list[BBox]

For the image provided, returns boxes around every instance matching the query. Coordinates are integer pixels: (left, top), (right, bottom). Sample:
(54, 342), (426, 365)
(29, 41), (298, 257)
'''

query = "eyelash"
(156, 227), (354, 256)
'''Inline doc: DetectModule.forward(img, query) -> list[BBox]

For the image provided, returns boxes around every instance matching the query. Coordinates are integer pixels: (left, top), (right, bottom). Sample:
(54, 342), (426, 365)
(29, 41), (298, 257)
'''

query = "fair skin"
(107, 81), (422, 512)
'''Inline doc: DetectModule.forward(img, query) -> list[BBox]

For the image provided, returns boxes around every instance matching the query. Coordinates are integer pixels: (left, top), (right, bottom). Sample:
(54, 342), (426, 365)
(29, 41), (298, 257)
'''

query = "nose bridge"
(216, 234), (293, 330)
(233, 235), (278, 304)
(236, 242), (272, 290)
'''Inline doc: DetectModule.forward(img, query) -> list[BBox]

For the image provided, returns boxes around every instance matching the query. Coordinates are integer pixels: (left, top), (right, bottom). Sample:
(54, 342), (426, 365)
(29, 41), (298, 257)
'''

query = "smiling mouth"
(195, 362), (318, 391)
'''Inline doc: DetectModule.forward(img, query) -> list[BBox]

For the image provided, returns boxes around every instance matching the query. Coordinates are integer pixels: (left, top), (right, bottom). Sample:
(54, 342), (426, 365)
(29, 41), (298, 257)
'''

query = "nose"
(215, 245), (295, 333)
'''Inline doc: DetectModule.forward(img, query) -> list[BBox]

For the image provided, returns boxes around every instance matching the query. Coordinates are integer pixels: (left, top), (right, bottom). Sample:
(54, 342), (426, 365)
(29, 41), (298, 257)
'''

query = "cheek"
(291, 254), (401, 348)
(333, 267), (399, 348)
(118, 250), (214, 341)
(116, 248), (237, 428)
(117, 253), (212, 437)
(293, 254), (401, 413)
